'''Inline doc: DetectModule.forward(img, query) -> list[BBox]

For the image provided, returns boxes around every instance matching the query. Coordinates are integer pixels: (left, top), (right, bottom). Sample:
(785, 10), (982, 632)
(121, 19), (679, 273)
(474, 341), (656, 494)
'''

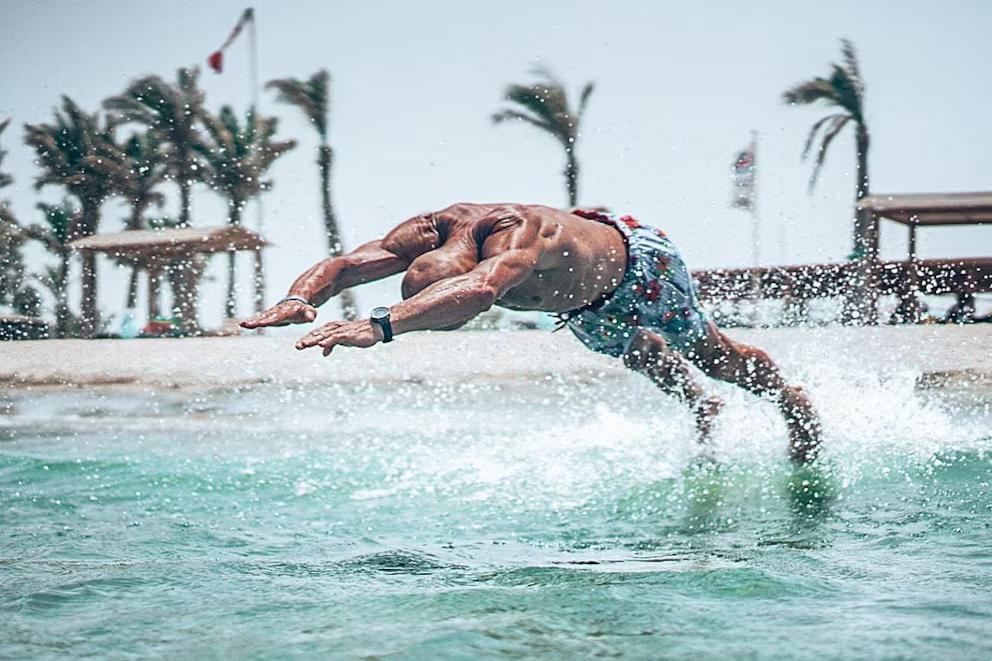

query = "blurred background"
(1, 0), (990, 333)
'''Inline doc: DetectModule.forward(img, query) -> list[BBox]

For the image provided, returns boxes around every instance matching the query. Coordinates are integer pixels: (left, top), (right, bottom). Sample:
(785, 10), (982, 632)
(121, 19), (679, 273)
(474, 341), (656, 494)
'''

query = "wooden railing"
(691, 257), (992, 323)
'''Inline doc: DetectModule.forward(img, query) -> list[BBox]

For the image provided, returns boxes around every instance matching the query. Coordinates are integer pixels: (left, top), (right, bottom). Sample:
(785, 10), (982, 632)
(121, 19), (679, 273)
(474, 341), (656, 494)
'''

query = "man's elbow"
(470, 281), (500, 311)
(474, 282), (502, 312)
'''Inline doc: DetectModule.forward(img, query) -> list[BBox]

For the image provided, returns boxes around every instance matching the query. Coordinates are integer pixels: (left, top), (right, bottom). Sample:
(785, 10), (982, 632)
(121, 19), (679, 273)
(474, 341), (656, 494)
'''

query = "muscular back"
(386, 203), (627, 313)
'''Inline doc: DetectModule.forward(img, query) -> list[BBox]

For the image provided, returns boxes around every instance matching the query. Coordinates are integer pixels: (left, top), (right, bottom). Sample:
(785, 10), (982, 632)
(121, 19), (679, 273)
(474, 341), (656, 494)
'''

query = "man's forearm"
(286, 241), (408, 307)
(286, 258), (346, 307)
(390, 273), (496, 335)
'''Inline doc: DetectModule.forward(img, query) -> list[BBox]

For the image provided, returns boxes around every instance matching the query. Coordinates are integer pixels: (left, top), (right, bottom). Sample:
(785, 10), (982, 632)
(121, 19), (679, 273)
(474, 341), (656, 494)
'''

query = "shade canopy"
(857, 191), (992, 226)
(70, 226), (268, 261)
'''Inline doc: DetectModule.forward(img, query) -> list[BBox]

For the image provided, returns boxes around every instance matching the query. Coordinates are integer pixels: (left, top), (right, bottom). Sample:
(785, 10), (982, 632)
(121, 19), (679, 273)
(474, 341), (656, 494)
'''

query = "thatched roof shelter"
(69, 226), (268, 336)
(71, 225), (267, 260)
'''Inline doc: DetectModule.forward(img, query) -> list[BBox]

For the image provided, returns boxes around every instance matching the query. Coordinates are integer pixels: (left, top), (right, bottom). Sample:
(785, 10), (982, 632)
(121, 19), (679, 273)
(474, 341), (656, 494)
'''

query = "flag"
(731, 143), (755, 212)
(207, 8), (254, 74)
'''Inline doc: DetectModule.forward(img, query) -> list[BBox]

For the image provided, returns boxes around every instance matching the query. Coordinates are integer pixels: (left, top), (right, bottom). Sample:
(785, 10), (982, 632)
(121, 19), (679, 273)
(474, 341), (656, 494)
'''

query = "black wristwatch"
(370, 306), (393, 343)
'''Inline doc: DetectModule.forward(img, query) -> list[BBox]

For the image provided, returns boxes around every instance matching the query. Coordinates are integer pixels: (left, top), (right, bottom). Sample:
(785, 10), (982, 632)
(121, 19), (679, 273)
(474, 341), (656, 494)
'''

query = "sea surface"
(2, 361), (991, 659)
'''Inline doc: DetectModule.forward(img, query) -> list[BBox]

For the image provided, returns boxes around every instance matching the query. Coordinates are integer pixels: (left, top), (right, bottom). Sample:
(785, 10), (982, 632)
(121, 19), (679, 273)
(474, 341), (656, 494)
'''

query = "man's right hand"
(240, 300), (318, 329)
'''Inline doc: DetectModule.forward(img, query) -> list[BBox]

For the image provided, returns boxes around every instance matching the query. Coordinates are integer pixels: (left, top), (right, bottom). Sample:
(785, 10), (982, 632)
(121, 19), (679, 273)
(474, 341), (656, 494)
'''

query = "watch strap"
(371, 310), (393, 343)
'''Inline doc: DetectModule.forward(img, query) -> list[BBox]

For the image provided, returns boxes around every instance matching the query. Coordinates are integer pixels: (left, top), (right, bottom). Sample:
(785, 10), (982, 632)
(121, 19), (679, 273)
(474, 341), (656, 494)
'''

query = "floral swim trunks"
(560, 209), (711, 358)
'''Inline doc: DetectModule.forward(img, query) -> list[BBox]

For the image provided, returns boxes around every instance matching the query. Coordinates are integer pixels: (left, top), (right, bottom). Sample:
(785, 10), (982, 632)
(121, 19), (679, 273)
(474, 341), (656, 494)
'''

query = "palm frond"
(577, 82), (595, 121)
(828, 64), (863, 121)
(784, 40), (865, 122)
(0, 117), (13, 189)
(195, 105), (296, 209)
(104, 68), (205, 178)
(29, 198), (77, 250)
(807, 114), (852, 192)
(496, 65), (592, 146)
(782, 78), (837, 105)
(23, 96), (119, 213)
(840, 38), (864, 93)
(491, 109), (554, 132)
(266, 69), (329, 139)
(801, 112), (847, 159)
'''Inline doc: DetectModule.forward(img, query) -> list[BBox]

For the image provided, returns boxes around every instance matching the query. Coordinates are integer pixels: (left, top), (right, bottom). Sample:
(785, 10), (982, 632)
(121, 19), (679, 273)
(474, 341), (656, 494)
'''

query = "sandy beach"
(2, 325), (989, 391)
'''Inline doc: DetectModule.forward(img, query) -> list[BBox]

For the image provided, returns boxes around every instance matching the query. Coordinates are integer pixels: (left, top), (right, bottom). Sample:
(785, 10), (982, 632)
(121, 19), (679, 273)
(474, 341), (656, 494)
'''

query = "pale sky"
(2, 0), (990, 328)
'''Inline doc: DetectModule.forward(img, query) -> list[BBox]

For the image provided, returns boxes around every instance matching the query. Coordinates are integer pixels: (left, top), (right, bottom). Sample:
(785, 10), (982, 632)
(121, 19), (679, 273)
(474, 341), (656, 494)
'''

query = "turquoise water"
(2, 371), (991, 659)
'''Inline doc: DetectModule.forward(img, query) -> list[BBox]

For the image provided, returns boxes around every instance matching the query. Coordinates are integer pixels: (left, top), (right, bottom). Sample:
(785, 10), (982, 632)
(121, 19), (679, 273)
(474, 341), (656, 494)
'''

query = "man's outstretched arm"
(240, 240), (408, 329)
(296, 237), (542, 354)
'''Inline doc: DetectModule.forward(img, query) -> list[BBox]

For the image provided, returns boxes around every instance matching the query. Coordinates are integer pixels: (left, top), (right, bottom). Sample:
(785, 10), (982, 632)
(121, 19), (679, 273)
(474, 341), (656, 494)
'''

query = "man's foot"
(780, 386), (822, 464)
(694, 396), (724, 443)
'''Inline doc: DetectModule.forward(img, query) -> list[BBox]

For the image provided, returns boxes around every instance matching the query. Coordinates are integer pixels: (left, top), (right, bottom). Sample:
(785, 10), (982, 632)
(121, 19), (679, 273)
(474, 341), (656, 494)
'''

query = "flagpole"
(750, 130), (760, 268)
(247, 7), (265, 314)
(749, 130), (761, 326)
(247, 8), (262, 236)
(248, 8), (258, 112)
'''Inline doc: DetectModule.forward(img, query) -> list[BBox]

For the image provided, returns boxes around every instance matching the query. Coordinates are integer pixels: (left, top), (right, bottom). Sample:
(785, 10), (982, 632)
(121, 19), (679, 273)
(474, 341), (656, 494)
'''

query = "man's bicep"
(338, 240), (410, 287)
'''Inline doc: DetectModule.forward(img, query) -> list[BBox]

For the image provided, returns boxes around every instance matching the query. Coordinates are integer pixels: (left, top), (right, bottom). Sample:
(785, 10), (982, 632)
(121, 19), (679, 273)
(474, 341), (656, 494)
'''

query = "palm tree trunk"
(564, 148), (579, 208)
(225, 199), (241, 319)
(178, 176), (191, 228)
(168, 255), (204, 335)
(78, 202), (100, 337)
(176, 146), (194, 229)
(125, 268), (140, 309)
(318, 144), (358, 320)
(125, 204), (142, 308)
(852, 124), (871, 257)
(318, 145), (340, 253)
(55, 250), (71, 338)
(844, 123), (876, 325)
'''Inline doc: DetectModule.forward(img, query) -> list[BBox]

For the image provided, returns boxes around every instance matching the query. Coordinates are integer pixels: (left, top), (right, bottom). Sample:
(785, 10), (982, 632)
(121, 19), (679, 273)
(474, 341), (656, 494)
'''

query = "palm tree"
(23, 199), (77, 336)
(0, 118), (27, 308)
(266, 70), (358, 320)
(105, 68), (205, 228)
(0, 206), (25, 309)
(24, 96), (119, 335)
(783, 39), (870, 259)
(0, 118), (12, 190)
(107, 131), (168, 231)
(95, 130), (167, 308)
(195, 106), (296, 318)
(492, 65), (595, 207)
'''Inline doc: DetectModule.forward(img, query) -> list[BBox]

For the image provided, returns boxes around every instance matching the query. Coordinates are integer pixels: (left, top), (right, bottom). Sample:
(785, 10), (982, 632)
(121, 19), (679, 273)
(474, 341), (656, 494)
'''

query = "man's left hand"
(296, 320), (382, 356)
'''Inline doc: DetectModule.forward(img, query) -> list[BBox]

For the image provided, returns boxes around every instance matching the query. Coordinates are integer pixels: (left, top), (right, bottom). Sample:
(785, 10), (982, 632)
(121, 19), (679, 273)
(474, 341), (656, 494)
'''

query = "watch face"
(371, 307), (390, 320)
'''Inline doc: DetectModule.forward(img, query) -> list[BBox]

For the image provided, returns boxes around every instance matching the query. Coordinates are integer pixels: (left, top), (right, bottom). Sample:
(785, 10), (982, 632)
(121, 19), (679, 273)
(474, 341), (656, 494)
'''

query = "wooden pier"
(693, 191), (991, 323)
(693, 257), (992, 321)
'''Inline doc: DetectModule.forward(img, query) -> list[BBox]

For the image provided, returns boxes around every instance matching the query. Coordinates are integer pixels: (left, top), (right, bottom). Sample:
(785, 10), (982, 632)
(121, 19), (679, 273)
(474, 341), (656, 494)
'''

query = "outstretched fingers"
(295, 321), (345, 349)
(240, 302), (317, 329)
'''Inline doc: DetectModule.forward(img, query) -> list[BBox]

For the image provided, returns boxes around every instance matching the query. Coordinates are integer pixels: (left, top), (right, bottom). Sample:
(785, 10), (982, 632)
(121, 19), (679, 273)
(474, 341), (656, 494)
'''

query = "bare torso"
(385, 203), (627, 313)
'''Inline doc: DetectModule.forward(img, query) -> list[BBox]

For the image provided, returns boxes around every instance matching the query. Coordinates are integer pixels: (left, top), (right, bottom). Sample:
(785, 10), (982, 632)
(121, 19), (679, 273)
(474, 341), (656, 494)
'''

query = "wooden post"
(905, 218), (921, 323)
(253, 249), (265, 315)
(80, 250), (98, 338)
(147, 264), (162, 320)
(865, 207), (880, 324)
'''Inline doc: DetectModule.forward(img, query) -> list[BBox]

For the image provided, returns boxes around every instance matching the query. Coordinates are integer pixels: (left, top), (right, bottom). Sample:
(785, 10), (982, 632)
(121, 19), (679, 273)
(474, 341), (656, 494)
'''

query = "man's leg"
(685, 324), (821, 463)
(623, 329), (724, 442)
